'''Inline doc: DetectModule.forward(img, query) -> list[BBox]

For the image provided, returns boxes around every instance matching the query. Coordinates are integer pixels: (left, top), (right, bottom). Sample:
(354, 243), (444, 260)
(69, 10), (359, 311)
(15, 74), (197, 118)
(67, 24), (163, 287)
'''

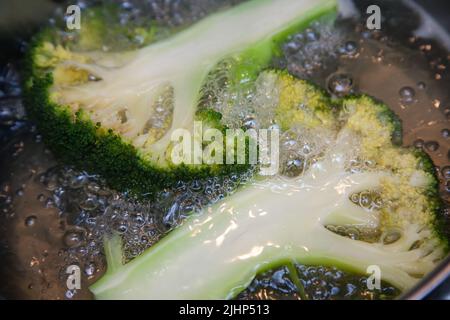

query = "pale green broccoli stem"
(90, 142), (437, 299)
(103, 233), (124, 274)
(56, 0), (337, 165)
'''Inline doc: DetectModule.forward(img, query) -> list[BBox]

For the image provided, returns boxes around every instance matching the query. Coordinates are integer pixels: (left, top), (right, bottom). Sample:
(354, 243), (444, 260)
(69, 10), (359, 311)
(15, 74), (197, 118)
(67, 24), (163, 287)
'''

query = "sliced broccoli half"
(23, 0), (338, 195)
(90, 71), (448, 299)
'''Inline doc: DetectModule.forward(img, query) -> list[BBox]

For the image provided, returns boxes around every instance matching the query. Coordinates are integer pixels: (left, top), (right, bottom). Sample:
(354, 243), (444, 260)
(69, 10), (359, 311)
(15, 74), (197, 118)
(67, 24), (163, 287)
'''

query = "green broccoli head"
(339, 95), (445, 247)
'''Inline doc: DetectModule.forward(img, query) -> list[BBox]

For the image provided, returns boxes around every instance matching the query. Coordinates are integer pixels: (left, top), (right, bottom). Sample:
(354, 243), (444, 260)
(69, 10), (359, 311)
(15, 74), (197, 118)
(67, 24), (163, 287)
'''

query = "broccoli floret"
(270, 70), (336, 131)
(23, 0), (338, 195)
(90, 71), (448, 299)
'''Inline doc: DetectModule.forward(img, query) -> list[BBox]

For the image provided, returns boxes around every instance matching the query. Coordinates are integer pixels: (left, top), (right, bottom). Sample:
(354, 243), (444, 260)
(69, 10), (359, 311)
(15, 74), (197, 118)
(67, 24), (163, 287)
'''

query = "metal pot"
(0, 0), (449, 300)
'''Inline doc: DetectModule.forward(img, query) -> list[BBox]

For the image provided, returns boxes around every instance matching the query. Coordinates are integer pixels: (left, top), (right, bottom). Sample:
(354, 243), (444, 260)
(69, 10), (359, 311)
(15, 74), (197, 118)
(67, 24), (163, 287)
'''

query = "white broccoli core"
(52, 0), (336, 165)
(90, 131), (440, 299)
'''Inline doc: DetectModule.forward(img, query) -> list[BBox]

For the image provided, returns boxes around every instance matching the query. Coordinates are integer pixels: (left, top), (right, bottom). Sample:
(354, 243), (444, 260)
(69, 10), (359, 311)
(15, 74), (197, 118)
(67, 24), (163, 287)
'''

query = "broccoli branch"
(48, 0), (337, 165)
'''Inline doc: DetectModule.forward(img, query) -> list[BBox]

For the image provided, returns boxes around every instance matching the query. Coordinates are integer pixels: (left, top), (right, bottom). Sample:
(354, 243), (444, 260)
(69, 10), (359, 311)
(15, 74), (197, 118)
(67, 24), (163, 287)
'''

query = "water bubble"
(433, 99), (441, 108)
(88, 74), (102, 82)
(305, 29), (319, 42)
(25, 215), (37, 227)
(1, 183), (10, 193)
(114, 220), (128, 234)
(302, 61), (313, 71)
(84, 262), (96, 277)
(284, 41), (301, 54)
(339, 41), (358, 57)
(85, 217), (97, 227)
(442, 166), (450, 180)
(129, 226), (141, 235)
(40, 172), (59, 191)
(281, 154), (305, 177)
(301, 144), (312, 156)
(77, 246), (88, 255)
(65, 289), (76, 299)
(4, 195), (13, 205)
(142, 224), (160, 239)
(86, 181), (101, 194)
(398, 86), (415, 104)
(381, 230), (401, 244)
(79, 197), (98, 211)
(69, 175), (88, 189)
(243, 116), (258, 129)
(424, 140), (439, 152)
(413, 139), (424, 149)
(283, 139), (297, 149)
(327, 73), (353, 97)
(131, 213), (145, 226)
(345, 283), (357, 296)
(16, 188), (24, 196)
(189, 180), (203, 193)
(121, 1), (133, 11)
(0, 108), (14, 123)
(63, 229), (85, 248)
(417, 82), (426, 90)
(359, 192), (372, 208)
(345, 41), (358, 54)
(174, 181), (187, 192)
(204, 185), (214, 196)
(350, 193), (360, 204)
(330, 286), (340, 296)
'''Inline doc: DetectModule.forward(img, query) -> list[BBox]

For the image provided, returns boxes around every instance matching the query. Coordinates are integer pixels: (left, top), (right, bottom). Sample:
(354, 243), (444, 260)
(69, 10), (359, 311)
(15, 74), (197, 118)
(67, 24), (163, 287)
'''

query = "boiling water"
(0, 0), (449, 299)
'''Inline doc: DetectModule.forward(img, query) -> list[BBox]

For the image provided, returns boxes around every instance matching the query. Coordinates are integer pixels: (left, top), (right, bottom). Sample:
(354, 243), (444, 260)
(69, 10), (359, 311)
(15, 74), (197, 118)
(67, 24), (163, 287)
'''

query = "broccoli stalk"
(91, 168), (401, 299)
(90, 72), (448, 299)
(25, 0), (337, 194)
